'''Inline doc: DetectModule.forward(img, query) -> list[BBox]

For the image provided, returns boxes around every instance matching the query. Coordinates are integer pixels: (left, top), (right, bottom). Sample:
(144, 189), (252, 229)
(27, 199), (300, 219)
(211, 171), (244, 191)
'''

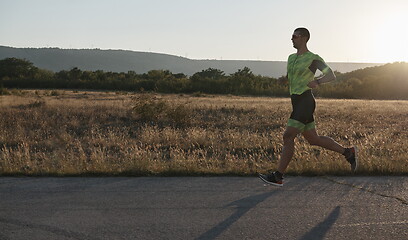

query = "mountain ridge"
(0, 45), (382, 77)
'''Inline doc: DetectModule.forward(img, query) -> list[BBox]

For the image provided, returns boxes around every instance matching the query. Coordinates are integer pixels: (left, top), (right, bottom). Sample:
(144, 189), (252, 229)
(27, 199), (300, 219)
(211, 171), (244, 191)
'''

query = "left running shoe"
(345, 146), (358, 172)
(258, 171), (283, 187)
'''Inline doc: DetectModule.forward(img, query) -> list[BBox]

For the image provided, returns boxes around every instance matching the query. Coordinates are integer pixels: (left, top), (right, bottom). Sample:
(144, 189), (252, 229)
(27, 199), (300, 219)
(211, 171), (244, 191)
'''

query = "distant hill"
(0, 46), (382, 77)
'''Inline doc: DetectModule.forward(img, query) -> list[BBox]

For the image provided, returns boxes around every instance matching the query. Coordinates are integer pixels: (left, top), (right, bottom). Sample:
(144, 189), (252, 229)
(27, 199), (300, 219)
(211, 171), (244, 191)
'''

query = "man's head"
(291, 27), (310, 49)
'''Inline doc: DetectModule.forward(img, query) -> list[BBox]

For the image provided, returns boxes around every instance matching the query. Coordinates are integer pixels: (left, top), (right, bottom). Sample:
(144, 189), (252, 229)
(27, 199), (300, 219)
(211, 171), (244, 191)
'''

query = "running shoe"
(344, 146), (358, 172)
(258, 171), (283, 187)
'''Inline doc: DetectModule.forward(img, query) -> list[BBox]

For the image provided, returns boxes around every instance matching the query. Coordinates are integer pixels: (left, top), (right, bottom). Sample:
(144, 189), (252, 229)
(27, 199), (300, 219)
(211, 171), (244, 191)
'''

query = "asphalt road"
(0, 176), (407, 240)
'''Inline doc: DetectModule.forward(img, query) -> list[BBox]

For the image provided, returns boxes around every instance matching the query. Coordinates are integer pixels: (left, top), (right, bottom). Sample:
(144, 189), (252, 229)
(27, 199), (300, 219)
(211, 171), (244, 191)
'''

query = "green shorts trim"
(287, 119), (316, 132)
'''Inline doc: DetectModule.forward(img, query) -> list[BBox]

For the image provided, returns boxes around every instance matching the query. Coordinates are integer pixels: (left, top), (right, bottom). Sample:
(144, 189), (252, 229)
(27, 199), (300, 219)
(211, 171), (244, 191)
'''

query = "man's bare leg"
(277, 126), (301, 173)
(302, 128), (344, 154)
(258, 126), (299, 186)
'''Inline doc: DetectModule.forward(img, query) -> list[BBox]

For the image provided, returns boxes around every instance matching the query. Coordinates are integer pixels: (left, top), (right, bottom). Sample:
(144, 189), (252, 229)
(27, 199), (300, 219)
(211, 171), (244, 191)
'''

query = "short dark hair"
(294, 27), (310, 41)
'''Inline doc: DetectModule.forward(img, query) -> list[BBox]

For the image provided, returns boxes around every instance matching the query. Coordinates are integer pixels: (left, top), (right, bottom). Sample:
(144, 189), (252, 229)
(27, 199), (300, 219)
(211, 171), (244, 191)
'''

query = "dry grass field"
(0, 90), (407, 176)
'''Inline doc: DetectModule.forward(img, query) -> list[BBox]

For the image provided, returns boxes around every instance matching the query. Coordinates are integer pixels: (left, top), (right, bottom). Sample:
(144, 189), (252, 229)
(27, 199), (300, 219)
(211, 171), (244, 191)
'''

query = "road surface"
(0, 176), (407, 239)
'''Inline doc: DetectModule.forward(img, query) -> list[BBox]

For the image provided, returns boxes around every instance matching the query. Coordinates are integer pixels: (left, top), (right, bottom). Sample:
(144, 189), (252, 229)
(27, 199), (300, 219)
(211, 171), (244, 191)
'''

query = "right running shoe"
(258, 171), (283, 187)
(344, 146), (358, 172)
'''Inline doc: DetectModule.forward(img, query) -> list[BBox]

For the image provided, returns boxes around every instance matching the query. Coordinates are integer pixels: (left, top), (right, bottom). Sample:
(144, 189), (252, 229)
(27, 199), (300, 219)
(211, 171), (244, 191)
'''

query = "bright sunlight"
(373, 12), (408, 63)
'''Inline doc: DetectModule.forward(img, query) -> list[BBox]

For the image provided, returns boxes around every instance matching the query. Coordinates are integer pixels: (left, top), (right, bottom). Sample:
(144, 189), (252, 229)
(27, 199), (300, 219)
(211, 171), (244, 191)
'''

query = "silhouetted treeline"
(1, 57), (407, 99)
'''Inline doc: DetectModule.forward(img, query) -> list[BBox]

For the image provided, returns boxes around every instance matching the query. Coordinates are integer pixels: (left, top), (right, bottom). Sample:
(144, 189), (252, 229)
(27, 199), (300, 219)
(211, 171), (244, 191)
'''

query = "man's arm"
(308, 68), (336, 88)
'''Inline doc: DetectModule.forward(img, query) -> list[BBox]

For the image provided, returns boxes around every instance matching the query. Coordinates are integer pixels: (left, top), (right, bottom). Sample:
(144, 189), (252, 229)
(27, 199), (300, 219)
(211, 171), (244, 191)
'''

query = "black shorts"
(287, 90), (316, 131)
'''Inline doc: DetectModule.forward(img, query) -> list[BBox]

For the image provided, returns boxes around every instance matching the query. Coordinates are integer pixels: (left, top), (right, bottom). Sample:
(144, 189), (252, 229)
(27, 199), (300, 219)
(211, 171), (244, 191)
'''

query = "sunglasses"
(292, 34), (303, 39)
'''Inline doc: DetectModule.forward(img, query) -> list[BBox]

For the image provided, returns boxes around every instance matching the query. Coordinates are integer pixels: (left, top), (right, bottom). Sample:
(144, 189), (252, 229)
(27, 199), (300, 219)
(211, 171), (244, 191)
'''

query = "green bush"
(1, 57), (407, 100)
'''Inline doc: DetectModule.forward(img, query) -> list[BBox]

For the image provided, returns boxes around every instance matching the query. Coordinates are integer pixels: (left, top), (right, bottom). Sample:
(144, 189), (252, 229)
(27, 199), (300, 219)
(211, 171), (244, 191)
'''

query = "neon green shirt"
(287, 51), (331, 95)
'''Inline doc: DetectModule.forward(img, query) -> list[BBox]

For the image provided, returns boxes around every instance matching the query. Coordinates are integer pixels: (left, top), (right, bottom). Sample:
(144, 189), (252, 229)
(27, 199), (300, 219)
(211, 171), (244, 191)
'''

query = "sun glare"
(374, 13), (408, 63)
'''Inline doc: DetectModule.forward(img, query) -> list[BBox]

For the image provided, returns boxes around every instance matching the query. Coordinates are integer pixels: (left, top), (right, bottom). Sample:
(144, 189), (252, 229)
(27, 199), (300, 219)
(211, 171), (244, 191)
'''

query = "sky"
(1, 0), (407, 63)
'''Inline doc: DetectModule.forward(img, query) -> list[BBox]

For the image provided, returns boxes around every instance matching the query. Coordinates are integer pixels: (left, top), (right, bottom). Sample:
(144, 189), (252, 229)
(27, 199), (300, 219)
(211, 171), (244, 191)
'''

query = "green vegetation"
(1, 57), (407, 100)
(315, 63), (408, 100)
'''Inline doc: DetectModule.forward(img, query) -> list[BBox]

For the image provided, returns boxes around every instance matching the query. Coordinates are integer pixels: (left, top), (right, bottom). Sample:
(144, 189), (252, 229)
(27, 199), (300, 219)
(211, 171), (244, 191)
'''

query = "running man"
(259, 27), (357, 187)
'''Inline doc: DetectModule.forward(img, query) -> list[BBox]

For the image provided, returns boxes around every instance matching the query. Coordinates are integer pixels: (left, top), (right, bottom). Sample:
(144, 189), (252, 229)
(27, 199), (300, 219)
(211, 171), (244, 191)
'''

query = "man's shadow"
(195, 191), (341, 240)
(299, 206), (341, 240)
(195, 190), (278, 240)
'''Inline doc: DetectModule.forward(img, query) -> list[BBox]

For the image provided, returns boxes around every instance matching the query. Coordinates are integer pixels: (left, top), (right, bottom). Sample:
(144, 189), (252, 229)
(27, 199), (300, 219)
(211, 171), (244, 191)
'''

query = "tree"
(189, 68), (227, 93)
(0, 58), (38, 79)
(191, 68), (225, 80)
(69, 67), (82, 81)
(228, 67), (255, 94)
(231, 67), (254, 78)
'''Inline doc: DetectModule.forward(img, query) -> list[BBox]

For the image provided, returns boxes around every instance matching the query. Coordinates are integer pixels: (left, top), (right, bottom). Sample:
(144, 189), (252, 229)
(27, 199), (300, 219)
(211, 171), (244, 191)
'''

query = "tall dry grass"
(0, 90), (407, 176)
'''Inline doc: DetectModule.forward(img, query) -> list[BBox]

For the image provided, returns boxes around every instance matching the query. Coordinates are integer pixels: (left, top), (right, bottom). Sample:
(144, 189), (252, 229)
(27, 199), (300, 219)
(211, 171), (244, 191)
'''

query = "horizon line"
(0, 45), (399, 64)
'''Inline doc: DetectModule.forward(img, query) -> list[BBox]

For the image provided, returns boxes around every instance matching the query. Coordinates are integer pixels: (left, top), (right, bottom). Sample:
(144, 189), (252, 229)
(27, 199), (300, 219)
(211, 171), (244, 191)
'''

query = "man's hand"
(307, 80), (319, 88)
